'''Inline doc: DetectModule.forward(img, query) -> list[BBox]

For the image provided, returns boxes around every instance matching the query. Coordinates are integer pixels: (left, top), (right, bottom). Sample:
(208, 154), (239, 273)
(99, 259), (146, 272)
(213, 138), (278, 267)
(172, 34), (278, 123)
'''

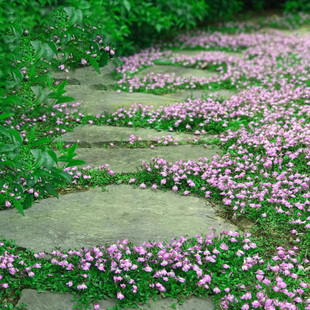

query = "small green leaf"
(0, 127), (12, 139)
(30, 40), (40, 51)
(0, 113), (14, 121)
(46, 150), (58, 164)
(30, 137), (53, 147)
(41, 43), (55, 61)
(56, 170), (72, 183)
(0, 144), (18, 152)
(123, 0), (131, 11)
(12, 199), (24, 216)
(55, 96), (75, 104)
(65, 159), (86, 168)
(88, 56), (100, 74)
(9, 129), (23, 145)
(43, 183), (59, 199)
(30, 149), (41, 160)
(23, 194), (34, 210)
(99, 52), (109, 67)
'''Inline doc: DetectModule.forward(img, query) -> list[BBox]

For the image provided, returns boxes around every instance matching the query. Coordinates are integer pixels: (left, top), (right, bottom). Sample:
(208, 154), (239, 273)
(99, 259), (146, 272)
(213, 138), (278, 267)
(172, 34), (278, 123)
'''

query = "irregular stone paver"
(0, 185), (237, 253)
(170, 50), (244, 58)
(135, 65), (217, 79)
(163, 89), (236, 101)
(17, 289), (217, 310)
(49, 62), (117, 88)
(257, 25), (310, 36)
(73, 145), (221, 172)
(63, 86), (182, 115)
(60, 125), (215, 147)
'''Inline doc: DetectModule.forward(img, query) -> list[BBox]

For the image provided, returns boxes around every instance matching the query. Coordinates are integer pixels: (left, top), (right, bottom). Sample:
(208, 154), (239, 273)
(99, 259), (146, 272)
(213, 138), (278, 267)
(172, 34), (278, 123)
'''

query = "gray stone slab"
(63, 86), (181, 115)
(170, 50), (244, 58)
(135, 65), (217, 80)
(163, 89), (236, 101)
(49, 61), (117, 88)
(0, 185), (237, 253)
(73, 145), (222, 172)
(60, 125), (213, 147)
(257, 25), (310, 36)
(17, 289), (216, 310)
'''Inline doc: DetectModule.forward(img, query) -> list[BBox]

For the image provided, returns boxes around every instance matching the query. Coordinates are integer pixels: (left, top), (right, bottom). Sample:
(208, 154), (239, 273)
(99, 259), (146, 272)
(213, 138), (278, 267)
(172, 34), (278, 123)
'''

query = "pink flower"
(77, 283), (87, 290)
(241, 291), (252, 300)
(117, 292), (124, 300)
(213, 287), (221, 293)
(94, 304), (100, 310)
(139, 183), (146, 189)
(66, 281), (73, 287)
(81, 58), (87, 65)
(143, 265), (153, 272)
(241, 303), (249, 310)
(220, 243), (229, 251)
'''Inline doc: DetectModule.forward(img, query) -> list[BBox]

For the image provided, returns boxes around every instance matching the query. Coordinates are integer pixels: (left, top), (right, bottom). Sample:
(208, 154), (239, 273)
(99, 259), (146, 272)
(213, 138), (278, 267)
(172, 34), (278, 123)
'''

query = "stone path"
(17, 289), (215, 310)
(2, 30), (295, 309)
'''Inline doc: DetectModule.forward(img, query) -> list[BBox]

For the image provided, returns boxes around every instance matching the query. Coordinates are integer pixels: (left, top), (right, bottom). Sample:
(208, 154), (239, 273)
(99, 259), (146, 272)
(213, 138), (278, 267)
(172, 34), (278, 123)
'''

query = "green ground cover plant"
(1, 1), (310, 309)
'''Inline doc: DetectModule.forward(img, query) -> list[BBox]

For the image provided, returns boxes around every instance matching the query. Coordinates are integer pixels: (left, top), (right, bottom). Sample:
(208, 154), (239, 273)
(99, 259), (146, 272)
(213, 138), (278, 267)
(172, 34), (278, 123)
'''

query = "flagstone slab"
(49, 61), (117, 88)
(17, 289), (217, 310)
(60, 125), (214, 147)
(73, 145), (222, 172)
(258, 25), (310, 36)
(135, 65), (218, 80)
(0, 185), (237, 253)
(163, 89), (236, 101)
(63, 86), (184, 115)
(170, 50), (244, 58)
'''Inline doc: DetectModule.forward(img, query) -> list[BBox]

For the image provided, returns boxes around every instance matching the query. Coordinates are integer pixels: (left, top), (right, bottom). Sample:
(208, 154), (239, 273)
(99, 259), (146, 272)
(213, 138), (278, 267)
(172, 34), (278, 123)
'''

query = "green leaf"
(46, 41), (57, 54)
(11, 68), (23, 83)
(66, 143), (79, 158)
(46, 150), (58, 164)
(0, 113), (14, 121)
(56, 170), (72, 183)
(88, 56), (100, 74)
(30, 40), (41, 51)
(41, 43), (55, 61)
(99, 52), (109, 67)
(30, 137), (53, 147)
(55, 96), (75, 104)
(30, 149), (41, 160)
(123, 0), (131, 12)
(64, 7), (73, 18)
(57, 154), (68, 162)
(43, 183), (59, 199)
(0, 127), (12, 139)
(23, 194), (34, 210)
(12, 199), (24, 216)
(65, 159), (86, 167)
(31, 86), (41, 96)
(41, 151), (56, 170)
(0, 144), (18, 152)
(33, 169), (52, 179)
(9, 129), (23, 145)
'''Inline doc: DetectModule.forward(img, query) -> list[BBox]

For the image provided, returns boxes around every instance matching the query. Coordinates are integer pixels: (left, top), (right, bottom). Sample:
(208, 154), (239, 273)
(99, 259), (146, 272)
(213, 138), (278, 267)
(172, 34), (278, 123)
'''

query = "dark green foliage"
(284, 0), (310, 12)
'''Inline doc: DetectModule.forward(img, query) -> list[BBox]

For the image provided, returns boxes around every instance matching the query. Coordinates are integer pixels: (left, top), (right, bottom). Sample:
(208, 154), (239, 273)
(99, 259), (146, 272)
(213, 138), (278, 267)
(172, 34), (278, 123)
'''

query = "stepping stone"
(170, 50), (244, 58)
(17, 289), (217, 310)
(49, 61), (117, 88)
(135, 65), (217, 79)
(63, 86), (181, 115)
(73, 145), (222, 172)
(163, 89), (236, 101)
(0, 185), (237, 253)
(60, 125), (214, 147)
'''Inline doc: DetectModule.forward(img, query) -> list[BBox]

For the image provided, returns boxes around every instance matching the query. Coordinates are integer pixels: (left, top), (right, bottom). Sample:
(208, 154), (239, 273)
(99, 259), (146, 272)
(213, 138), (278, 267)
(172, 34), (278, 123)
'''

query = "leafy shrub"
(204, 0), (243, 21)
(284, 0), (310, 12)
